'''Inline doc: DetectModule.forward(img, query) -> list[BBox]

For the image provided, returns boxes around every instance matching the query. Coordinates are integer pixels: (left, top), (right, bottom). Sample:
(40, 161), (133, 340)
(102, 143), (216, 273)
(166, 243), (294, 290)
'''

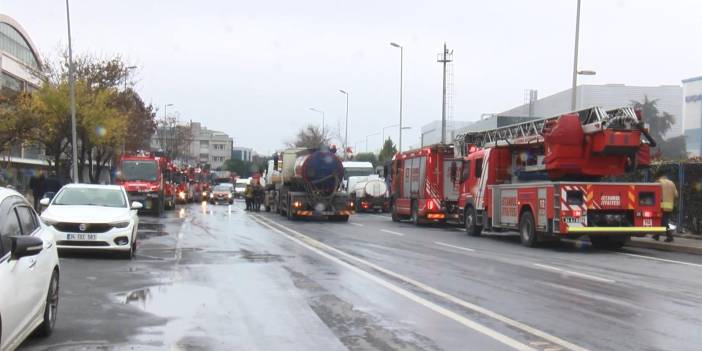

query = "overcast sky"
(3, 0), (701, 155)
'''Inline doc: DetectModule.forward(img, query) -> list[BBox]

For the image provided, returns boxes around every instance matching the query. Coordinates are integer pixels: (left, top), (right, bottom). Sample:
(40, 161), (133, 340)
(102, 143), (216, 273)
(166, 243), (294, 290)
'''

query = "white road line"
(380, 229), (405, 236)
(618, 252), (702, 268)
(254, 214), (588, 351)
(435, 241), (476, 252)
(249, 214), (537, 351)
(532, 263), (616, 284)
(350, 222), (364, 227)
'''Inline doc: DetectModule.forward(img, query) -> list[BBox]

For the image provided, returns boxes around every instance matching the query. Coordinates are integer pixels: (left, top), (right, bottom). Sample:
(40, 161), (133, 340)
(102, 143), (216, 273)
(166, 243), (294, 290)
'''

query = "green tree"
(378, 137), (397, 164)
(354, 152), (378, 167)
(631, 96), (687, 160)
(224, 158), (253, 177)
(0, 91), (38, 156)
(289, 124), (330, 149)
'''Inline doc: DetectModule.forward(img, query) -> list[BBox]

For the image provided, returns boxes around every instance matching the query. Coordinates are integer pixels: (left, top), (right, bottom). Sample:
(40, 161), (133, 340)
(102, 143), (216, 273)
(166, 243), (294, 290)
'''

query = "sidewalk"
(626, 235), (702, 255)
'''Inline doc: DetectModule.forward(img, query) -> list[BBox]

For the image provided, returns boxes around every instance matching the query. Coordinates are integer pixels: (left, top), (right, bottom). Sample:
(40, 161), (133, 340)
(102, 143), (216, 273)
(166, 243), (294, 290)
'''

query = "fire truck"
(391, 107), (666, 249)
(116, 152), (167, 216)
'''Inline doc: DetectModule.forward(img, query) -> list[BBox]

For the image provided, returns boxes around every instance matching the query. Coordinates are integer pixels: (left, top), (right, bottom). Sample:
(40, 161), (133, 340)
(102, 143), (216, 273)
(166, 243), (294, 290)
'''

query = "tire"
(590, 236), (627, 250)
(519, 211), (538, 247)
(36, 270), (59, 337)
(287, 198), (296, 220)
(410, 201), (421, 225)
(391, 200), (400, 222)
(465, 206), (482, 236)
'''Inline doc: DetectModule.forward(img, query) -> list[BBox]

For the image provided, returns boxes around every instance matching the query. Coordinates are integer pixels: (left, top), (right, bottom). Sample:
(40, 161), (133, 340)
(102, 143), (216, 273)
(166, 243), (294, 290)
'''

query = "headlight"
(202, 191), (207, 196)
(178, 192), (186, 199)
(111, 220), (131, 228)
(228, 193), (232, 198)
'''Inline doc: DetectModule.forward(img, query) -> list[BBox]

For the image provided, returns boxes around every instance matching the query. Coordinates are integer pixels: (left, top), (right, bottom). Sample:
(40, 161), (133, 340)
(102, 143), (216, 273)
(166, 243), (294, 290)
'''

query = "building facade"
(150, 122), (233, 170)
(682, 76), (702, 156)
(0, 14), (46, 191)
(231, 146), (253, 162)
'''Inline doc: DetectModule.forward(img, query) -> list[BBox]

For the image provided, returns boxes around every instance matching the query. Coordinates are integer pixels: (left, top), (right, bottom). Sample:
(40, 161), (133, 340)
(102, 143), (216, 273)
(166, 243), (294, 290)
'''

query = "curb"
(625, 239), (702, 255)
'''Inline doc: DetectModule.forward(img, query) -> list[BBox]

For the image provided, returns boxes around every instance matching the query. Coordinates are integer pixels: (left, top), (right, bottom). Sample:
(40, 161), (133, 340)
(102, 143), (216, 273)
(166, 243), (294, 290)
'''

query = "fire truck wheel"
(519, 211), (538, 247)
(465, 207), (482, 236)
(390, 200), (400, 222)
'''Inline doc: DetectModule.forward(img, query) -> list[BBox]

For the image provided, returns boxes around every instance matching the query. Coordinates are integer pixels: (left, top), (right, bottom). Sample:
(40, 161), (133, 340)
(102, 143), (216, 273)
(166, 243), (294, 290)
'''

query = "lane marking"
(350, 222), (364, 227)
(532, 263), (616, 284)
(249, 214), (537, 351)
(254, 214), (588, 351)
(618, 252), (702, 268)
(435, 241), (476, 252)
(380, 229), (405, 236)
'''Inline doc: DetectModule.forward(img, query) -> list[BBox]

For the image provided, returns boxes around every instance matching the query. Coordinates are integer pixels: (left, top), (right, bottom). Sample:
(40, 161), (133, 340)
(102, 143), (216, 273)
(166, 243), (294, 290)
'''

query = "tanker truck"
(351, 175), (390, 213)
(265, 147), (354, 221)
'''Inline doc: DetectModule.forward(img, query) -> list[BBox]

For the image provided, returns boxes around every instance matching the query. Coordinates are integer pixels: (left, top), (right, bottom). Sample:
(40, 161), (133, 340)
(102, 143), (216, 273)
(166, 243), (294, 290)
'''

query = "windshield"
(53, 188), (127, 208)
(213, 185), (230, 192)
(345, 168), (374, 179)
(121, 160), (158, 181)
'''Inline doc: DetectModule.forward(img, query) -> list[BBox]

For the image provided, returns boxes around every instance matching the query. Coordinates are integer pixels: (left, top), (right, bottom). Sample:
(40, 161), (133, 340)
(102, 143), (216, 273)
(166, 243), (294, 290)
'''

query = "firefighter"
(653, 174), (678, 242)
(244, 183), (253, 211)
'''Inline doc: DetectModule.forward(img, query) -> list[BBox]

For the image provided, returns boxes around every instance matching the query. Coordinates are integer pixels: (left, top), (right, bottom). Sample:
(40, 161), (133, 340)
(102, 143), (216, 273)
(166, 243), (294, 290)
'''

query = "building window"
(200, 140), (209, 147)
(0, 23), (40, 70)
(2, 72), (24, 92)
(213, 144), (224, 150)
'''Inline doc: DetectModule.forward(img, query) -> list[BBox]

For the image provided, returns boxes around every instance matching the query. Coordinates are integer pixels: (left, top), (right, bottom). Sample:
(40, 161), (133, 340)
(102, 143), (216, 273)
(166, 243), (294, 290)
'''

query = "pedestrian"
(653, 174), (678, 242)
(244, 183), (253, 211)
(44, 171), (63, 200)
(29, 171), (47, 209)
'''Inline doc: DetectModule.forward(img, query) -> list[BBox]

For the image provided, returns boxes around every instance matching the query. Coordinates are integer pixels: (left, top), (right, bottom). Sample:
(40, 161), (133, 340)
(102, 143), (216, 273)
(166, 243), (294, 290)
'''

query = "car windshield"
(213, 186), (230, 192)
(345, 168), (374, 178)
(121, 160), (158, 181)
(53, 188), (126, 208)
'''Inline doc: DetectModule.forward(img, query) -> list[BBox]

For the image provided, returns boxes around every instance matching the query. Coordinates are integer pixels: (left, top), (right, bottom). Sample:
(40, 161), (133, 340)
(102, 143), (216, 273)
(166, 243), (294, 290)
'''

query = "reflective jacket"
(658, 177), (678, 212)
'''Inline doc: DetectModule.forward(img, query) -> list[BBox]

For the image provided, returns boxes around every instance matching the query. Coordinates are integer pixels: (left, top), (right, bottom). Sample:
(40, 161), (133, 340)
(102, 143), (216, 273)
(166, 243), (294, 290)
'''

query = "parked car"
(0, 187), (60, 351)
(209, 184), (234, 204)
(233, 178), (250, 198)
(40, 184), (142, 259)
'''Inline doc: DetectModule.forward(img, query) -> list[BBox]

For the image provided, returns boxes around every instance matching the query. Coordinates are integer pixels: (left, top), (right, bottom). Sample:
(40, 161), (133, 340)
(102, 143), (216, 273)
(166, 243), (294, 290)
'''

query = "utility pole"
(66, 0), (79, 183)
(390, 42), (403, 152)
(437, 43), (453, 144)
(339, 90), (349, 155)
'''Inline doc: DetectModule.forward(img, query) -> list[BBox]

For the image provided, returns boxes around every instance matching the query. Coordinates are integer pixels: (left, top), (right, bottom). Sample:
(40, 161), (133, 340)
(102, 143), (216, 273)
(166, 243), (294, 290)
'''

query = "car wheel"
(36, 270), (59, 337)
(465, 206), (482, 236)
(519, 211), (538, 247)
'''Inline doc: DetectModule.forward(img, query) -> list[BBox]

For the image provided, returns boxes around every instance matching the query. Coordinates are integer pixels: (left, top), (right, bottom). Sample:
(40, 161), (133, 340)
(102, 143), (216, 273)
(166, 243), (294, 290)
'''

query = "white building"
(188, 122), (233, 170)
(682, 76), (702, 156)
(500, 84), (683, 138)
(231, 146), (253, 162)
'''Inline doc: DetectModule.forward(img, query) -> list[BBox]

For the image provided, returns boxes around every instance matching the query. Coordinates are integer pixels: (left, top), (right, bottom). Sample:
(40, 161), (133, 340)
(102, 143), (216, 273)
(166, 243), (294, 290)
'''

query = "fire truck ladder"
(453, 106), (654, 157)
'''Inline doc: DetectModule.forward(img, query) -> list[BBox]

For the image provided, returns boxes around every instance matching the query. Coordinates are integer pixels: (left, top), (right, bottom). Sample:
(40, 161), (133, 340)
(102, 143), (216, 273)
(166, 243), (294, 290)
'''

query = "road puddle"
(137, 222), (169, 239)
(116, 284), (218, 318)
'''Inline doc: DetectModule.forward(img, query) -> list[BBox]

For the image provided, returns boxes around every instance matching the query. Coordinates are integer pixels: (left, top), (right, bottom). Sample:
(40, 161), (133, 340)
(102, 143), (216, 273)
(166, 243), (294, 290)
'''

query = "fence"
(609, 161), (702, 234)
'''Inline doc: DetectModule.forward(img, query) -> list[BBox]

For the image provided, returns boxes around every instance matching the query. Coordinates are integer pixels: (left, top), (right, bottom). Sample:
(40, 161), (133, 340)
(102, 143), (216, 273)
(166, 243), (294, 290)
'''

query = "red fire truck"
(391, 107), (666, 249)
(116, 152), (167, 216)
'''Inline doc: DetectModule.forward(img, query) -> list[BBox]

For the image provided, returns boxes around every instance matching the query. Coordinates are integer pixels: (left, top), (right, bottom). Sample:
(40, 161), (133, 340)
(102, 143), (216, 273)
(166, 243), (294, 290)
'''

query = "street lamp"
(339, 90), (349, 154)
(390, 42), (404, 152)
(65, 0), (78, 183)
(163, 103), (173, 153)
(571, 0), (583, 111)
(309, 107), (325, 135)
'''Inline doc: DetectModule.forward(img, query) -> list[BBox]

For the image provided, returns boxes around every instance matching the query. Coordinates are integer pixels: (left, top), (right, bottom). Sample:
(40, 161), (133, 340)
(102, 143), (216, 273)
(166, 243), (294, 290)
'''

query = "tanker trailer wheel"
(519, 210), (538, 247)
(465, 206), (482, 237)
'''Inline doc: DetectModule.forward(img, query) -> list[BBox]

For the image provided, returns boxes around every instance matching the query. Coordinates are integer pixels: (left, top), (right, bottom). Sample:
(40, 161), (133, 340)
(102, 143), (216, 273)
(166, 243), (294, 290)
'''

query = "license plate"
(643, 218), (653, 227)
(66, 233), (97, 241)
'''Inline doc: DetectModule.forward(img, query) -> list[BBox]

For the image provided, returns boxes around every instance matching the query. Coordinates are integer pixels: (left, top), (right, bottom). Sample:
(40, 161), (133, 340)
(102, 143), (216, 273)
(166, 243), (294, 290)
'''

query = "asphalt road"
(19, 201), (702, 351)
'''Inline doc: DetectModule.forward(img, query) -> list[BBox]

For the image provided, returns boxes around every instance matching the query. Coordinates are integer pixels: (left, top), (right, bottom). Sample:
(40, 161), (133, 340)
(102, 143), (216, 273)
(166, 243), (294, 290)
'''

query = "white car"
(40, 184), (142, 259)
(0, 187), (60, 351)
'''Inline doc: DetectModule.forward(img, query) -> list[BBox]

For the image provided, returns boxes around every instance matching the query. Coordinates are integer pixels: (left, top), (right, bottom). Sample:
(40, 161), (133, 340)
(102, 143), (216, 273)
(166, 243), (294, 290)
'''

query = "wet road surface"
(20, 201), (702, 350)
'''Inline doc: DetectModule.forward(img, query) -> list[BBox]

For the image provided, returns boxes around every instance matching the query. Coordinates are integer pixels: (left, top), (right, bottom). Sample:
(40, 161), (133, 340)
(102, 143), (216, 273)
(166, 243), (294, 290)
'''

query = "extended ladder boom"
(454, 107), (650, 157)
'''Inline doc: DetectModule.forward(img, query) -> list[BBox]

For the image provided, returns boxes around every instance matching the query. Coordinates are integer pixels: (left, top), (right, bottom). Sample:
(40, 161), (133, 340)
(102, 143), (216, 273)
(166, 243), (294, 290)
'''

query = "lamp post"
(163, 103), (173, 153)
(65, 0), (79, 183)
(390, 42), (403, 152)
(571, 0), (581, 111)
(339, 90), (349, 154)
(309, 107), (325, 135)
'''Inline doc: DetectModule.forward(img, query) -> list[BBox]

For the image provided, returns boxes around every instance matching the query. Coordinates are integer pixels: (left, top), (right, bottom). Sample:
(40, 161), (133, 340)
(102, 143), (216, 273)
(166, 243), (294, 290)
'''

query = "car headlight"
(202, 191), (207, 196)
(178, 191), (186, 199)
(111, 220), (131, 228)
(228, 193), (232, 198)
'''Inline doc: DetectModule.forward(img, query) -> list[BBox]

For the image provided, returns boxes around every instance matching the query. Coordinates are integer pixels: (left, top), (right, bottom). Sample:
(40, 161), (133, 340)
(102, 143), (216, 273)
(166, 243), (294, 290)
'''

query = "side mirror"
(11, 235), (44, 260)
(131, 201), (144, 210)
(39, 197), (51, 206)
